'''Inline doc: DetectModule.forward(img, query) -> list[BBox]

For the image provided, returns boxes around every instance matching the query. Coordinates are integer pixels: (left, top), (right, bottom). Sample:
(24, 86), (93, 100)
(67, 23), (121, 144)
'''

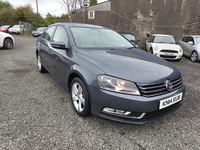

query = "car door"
(39, 25), (57, 74)
(179, 37), (189, 56)
(185, 37), (195, 56)
(48, 25), (71, 88)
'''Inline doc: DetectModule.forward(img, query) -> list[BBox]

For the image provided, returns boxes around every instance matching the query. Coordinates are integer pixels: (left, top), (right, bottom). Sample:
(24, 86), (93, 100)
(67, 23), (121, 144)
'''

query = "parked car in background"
(145, 34), (183, 61)
(8, 25), (25, 34)
(36, 23), (185, 124)
(178, 35), (200, 62)
(0, 25), (13, 33)
(0, 32), (15, 49)
(32, 27), (46, 37)
(120, 32), (140, 47)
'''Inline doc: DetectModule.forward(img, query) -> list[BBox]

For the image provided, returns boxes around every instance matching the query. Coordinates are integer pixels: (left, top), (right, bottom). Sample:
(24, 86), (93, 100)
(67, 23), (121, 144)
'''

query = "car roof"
(119, 32), (134, 35)
(183, 35), (200, 38)
(152, 34), (173, 37)
(51, 22), (104, 29)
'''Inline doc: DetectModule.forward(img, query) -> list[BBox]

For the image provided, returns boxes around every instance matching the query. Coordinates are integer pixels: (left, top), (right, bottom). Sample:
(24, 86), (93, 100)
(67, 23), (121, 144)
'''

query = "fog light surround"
(102, 107), (146, 119)
(103, 108), (131, 115)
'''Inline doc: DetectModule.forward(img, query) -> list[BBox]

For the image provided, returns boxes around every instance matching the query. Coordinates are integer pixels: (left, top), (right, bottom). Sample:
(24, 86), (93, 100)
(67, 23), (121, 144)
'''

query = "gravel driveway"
(0, 35), (200, 150)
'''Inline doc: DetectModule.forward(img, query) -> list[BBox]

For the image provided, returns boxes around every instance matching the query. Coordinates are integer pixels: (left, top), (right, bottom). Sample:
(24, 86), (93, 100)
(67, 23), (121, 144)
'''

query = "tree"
(0, 1), (16, 25)
(32, 13), (47, 29)
(45, 13), (56, 26)
(0, 1), (13, 9)
(90, 0), (97, 6)
(57, 13), (70, 19)
(62, 0), (82, 20)
(13, 4), (34, 22)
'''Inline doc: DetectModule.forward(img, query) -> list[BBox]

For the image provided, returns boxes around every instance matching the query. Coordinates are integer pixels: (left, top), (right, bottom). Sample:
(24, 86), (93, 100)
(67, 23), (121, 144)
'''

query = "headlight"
(154, 45), (159, 50)
(39, 31), (43, 34)
(179, 48), (183, 53)
(97, 75), (140, 95)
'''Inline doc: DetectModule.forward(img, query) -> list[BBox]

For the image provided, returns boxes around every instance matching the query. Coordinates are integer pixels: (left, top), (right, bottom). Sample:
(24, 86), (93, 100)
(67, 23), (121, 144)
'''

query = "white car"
(0, 32), (15, 49)
(145, 34), (183, 61)
(8, 25), (25, 34)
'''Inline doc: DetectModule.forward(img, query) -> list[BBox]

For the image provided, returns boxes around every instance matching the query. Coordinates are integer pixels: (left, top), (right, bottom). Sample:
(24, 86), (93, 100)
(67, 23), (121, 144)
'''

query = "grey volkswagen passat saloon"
(36, 23), (186, 124)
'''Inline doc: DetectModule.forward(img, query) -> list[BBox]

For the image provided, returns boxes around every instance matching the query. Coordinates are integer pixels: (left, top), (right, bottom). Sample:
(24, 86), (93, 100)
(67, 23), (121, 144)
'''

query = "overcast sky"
(7, 0), (108, 18)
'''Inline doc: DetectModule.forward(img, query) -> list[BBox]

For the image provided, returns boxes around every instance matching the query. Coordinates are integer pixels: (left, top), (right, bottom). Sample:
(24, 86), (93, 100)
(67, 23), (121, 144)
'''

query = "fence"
(19, 21), (34, 35)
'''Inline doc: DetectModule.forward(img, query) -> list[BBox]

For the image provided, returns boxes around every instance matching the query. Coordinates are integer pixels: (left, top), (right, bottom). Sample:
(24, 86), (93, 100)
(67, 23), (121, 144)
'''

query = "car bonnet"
(76, 48), (181, 84)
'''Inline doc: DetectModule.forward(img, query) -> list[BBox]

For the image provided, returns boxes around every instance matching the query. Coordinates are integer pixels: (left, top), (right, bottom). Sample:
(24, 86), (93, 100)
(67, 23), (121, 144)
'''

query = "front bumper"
(32, 33), (42, 37)
(8, 31), (21, 34)
(89, 84), (186, 124)
(153, 50), (183, 60)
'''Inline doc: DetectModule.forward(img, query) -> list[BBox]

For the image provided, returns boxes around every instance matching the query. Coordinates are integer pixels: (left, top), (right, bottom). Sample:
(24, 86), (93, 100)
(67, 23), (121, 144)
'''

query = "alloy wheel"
(4, 38), (13, 49)
(191, 51), (198, 62)
(71, 82), (85, 112)
(37, 55), (42, 71)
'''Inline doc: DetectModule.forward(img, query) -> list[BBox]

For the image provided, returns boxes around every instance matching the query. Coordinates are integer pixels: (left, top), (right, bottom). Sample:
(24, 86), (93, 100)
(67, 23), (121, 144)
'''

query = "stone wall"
(72, 0), (200, 47)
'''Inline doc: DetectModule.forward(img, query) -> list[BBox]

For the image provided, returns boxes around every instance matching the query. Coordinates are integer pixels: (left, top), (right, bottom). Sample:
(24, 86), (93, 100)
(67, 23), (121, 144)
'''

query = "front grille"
(160, 50), (178, 53)
(160, 55), (176, 59)
(137, 76), (183, 97)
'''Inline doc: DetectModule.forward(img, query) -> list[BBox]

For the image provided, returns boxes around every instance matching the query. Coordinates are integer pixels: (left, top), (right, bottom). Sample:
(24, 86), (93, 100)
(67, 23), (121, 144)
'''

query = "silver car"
(8, 25), (25, 34)
(178, 35), (200, 62)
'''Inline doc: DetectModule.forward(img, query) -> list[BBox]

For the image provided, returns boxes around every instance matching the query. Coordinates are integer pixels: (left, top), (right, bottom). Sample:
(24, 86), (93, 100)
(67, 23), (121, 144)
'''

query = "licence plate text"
(159, 93), (183, 109)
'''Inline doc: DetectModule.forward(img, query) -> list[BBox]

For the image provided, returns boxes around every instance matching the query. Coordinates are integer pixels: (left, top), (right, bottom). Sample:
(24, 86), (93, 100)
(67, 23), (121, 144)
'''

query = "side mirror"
(137, 39), (140, 42)
(188, 41), (194, 45)
(51, 41), (69, 50)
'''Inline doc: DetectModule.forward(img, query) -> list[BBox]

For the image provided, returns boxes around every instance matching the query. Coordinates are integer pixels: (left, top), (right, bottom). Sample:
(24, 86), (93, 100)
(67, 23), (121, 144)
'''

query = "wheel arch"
(68, 71), (91, 113)
(68, 71), (89, 94)
(191, 50), (197, 55)
(3, 37), (13, 48)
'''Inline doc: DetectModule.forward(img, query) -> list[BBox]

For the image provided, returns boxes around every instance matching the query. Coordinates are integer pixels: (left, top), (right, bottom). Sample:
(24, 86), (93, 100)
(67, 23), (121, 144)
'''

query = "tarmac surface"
(0, 35), (200, 149)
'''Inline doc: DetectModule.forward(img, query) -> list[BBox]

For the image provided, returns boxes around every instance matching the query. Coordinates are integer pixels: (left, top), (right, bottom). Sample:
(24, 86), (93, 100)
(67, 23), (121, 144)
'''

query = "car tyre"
(191, 51), (199, 62)
(70, 77), (90, 117)
(144, 45), (147, 51)
(150, 48), (153, 54)
(3, 38), (13, 49)
(176, 58), (182, 62)
(37, 53), (47, 73)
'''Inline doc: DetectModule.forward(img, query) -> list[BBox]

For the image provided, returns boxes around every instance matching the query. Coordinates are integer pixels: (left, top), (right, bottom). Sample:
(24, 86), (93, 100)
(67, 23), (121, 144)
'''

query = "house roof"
(72, 0), (111, 14)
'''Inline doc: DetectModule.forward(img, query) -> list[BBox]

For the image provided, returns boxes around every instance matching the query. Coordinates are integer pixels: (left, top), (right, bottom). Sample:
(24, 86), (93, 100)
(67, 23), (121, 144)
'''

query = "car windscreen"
(153, 36), (176, 44)
(37, 27), (46, 31)
(122, 34), (136, 41)
(70, 27), (133, 49)
(195, 37), (200, 44)
(12, 25), (20, 28)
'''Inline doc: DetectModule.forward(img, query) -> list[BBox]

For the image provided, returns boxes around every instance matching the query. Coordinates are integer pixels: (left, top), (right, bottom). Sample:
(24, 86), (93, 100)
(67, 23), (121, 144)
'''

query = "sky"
(6, 0), (108, 18)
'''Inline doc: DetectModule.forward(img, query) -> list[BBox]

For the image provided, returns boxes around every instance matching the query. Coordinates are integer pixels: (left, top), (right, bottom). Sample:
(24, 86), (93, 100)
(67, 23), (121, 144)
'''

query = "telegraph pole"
(36, 0), (39, 14)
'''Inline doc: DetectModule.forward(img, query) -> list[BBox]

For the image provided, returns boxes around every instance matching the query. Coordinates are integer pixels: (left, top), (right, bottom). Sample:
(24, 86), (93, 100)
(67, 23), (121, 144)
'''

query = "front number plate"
(159, 93), (183, 109)
(164, 53), (174, 56)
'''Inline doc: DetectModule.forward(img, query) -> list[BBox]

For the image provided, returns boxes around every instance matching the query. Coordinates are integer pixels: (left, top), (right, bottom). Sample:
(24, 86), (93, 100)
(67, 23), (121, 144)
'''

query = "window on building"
(88, 11), (95, 19)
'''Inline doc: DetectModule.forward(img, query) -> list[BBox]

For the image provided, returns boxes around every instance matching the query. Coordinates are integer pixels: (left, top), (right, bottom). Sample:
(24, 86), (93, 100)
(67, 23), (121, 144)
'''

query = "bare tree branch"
(62, 0), (83, 20)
